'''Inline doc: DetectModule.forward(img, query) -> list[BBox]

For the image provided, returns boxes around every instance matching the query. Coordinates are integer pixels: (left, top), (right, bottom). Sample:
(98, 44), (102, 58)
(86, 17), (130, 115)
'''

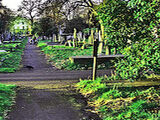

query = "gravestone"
(0, 50), (7, 53)
(0, 35), (2, 44)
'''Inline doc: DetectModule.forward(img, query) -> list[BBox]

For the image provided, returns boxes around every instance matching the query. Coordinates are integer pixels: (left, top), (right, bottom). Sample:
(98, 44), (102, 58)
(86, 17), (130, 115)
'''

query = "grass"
(0, 38), (28, 73)
(37, 40), (112, 70)
(75, 77), (160, 120)
(0, 84), (16, 120)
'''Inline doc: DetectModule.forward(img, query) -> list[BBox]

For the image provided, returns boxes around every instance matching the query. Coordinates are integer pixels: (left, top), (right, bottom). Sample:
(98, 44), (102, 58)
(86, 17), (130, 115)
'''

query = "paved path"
(8, 89), (82, 120)
(1, 43), (105, 120)
(0, 44), (111, 81)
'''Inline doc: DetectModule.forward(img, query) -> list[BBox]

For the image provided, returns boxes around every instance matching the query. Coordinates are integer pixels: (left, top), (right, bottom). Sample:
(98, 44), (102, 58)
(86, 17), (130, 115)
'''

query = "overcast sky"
(2, 0), (23, 10)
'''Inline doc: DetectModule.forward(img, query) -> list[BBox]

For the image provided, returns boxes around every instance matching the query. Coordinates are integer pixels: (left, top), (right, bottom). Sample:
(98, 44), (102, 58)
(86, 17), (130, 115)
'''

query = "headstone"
(68, 40), (72, 47)
(54, 35), (57, 42)
(0, 35), (2, 44)
(83, 34), (86, 43)
(59, 25), (63, 35)
(12, 35), (15, 41)
(77, 32), (82, 42)
(0, 50), (7, 53)
(52, 34), (55, 42)
(58, 34), (61, 42)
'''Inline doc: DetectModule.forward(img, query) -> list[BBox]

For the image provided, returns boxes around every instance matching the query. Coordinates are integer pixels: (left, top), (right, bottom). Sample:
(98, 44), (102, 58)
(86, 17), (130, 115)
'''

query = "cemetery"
(0, 0), (159, 120)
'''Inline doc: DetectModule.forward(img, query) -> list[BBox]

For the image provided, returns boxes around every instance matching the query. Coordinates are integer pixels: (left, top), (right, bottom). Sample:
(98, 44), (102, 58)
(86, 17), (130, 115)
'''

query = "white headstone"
(0, 50), (7, 53)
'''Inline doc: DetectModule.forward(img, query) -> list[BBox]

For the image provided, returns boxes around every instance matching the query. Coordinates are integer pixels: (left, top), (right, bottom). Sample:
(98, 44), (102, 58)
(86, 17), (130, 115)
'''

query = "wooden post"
(92, 32), (99, 80)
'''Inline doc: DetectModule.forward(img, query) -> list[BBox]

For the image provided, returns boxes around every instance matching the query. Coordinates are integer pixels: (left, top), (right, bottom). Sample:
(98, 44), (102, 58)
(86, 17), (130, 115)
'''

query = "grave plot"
(37, 28), (124, 70)
(0, 38), (28, 73)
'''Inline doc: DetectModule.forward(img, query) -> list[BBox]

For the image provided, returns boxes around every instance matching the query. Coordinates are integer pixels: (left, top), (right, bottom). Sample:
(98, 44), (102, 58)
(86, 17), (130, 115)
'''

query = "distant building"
(9, 17), (31, 34)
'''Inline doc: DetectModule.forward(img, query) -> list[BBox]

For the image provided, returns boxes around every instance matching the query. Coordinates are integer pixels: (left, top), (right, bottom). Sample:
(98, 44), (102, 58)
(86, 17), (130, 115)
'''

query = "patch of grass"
(75, 78), (160, 120)
(0, 84), (16, 120)
(38, 40), (112, 70)
(0, 38), (28, 73)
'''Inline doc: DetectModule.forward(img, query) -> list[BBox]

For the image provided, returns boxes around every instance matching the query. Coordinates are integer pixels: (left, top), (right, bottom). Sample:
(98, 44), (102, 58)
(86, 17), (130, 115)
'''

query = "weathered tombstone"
(52, 34), (55, 42)
(0, 35), (2, 44)
(59, 25), (63, 35)
(73, 28), (78, 47)
(77, 32), (82, 42)
(98, 30), (103, 55)
(88, 36), (92, 44)
(58, 34), (61, 42)
(0, 50), (7, 53)
(77, 34), (81, 42)
(54, 35), (57, 42)
(12, 35), (15, 41)
(49, 37), (52, 41)
(67, 40), (72, 47)
(81, 34), (87, 49)
(83, 34), (86, 42)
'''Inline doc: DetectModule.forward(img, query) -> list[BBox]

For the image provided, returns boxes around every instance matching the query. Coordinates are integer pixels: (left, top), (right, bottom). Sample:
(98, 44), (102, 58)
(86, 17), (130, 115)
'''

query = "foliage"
(0, 5), (12, 34)
(76, 78), (160, 120)
(0, 84), (16, 120)
(0, 43), (20, 50)
(114, 39), (160, 80)
(40, 0), (67, 26)
(8, 16), (31, 34)
(96, 0), (160, 80)
(34, 17), (58, 36)
(82, 28), (97, 34)
(64, 17), (89, 33)
(76, 77), (107, 97)
(18, 0), (42, 25)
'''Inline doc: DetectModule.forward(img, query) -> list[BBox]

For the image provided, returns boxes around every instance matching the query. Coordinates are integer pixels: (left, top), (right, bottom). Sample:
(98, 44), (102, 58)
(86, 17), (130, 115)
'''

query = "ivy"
(97, 0), (160, 80)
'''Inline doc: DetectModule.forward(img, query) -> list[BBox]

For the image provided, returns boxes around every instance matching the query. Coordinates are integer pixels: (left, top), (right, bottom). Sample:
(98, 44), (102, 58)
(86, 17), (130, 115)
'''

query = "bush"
(114, 39), (160, 80)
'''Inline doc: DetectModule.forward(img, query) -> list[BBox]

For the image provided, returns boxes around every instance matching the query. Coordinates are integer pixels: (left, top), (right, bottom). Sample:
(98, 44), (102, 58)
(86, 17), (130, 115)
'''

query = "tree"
(41, 0), (102, 27)
(97, 0), (160, 80)
(64, 17), (88, 33)
(0, 2), (12, 34)
(18, 0), (43, 26)
(33, 17), (58, 36)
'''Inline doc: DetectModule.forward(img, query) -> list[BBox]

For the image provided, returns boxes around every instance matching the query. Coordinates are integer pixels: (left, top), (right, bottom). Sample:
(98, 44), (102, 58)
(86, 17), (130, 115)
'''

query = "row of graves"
(40, 28), (125, 65)
(0, 31), (24, 67)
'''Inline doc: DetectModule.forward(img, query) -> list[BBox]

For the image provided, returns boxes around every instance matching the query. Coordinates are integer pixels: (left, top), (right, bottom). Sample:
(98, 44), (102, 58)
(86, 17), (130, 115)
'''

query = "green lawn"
(37, 41), (112, 70)
(0, 38), (27, 73)
(0, 84), (16, 120)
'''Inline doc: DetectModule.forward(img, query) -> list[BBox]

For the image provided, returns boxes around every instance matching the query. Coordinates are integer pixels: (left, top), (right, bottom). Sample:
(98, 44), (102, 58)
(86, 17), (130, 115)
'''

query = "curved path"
(0, 43), (111, 81)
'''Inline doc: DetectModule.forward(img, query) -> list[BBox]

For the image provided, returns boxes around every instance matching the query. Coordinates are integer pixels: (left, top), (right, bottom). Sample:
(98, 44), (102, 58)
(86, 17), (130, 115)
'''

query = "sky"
(2, 0), (23, 10)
